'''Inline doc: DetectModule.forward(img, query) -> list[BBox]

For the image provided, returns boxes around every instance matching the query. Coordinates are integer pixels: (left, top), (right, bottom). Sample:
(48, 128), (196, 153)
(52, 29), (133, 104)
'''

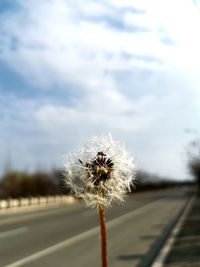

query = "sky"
(1, 0), (200, 180)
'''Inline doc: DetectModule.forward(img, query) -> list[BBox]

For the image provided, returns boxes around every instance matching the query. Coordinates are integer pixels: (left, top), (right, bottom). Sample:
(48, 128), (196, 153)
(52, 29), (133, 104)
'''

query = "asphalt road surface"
(0, 188), (192, 267)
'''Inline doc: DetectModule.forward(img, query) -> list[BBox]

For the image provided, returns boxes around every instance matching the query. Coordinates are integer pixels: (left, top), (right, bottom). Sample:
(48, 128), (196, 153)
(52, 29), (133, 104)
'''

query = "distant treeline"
(188, 157), (200, 189)
(185, 135), (200, 189)
(0, 168), (193, 199)
(135, 170), (193, 191)
(0, 169), (69, 199)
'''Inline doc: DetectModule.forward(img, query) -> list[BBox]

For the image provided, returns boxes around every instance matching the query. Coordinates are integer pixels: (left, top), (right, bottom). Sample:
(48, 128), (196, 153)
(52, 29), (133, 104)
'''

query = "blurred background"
(1, 0), (200, 266)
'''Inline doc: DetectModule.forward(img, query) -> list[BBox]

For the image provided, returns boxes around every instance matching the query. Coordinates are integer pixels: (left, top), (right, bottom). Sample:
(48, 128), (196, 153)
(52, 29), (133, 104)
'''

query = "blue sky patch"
(0, 0), (199, 179)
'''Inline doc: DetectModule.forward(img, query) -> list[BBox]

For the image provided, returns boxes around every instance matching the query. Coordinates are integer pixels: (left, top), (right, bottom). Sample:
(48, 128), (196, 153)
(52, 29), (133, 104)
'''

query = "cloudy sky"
(1, 0), (200, 179)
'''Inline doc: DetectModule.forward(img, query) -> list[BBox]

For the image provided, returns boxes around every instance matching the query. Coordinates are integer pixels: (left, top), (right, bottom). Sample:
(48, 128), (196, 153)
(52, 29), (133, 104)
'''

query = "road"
(0, 188), (192, 267)
(163, 192), (200, 267)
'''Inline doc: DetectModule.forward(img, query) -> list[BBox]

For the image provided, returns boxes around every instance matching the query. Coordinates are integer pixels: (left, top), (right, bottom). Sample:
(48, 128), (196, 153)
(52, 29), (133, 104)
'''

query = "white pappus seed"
(63, 134), (136, 208)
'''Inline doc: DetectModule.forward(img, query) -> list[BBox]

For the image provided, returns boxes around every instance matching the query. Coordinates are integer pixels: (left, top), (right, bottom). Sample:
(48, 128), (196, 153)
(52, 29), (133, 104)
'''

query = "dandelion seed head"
(63, 134), (136, 207)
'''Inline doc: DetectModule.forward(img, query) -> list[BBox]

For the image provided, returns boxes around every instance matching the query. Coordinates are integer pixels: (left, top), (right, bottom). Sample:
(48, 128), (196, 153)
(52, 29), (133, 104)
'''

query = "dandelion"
(63, 134), (136, 267)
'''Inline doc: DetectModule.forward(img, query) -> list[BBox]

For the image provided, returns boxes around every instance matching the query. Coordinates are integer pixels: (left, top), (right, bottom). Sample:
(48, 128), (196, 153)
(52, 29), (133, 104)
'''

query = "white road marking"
(151, 195), (196, 267)
(0, 227), (28, 239)
(5, 199), (172, 267)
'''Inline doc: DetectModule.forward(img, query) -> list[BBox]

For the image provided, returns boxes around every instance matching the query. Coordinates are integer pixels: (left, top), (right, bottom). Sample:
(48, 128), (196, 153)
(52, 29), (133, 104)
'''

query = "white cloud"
(35, 92), (160, 133)
(1, 0), (200, 179)
(0, 0), (167, 90)
(0, 0), (199, 90)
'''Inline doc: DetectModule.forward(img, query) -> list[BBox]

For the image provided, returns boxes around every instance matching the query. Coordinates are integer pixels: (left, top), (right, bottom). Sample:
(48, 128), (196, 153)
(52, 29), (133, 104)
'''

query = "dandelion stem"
(98, 204), (107, 267)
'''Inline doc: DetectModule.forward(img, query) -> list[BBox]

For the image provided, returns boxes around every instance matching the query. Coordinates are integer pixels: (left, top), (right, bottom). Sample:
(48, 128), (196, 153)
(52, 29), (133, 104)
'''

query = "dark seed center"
(79, 151), (114, 186)
(91, 152), (114, 186)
